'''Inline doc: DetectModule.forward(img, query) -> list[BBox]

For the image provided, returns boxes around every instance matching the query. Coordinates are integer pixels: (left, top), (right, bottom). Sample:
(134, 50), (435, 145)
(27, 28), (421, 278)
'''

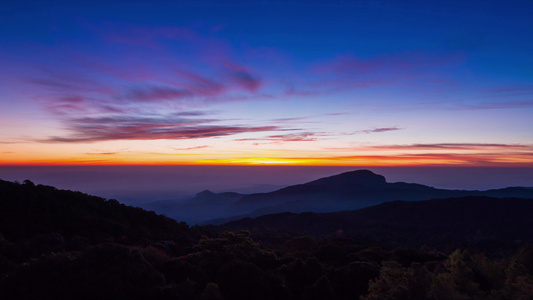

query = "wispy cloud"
(171, 145), (210, 151)
(455, 101), (533, 110)
(27, 75), (114, 95)
(310, 52), (464, 92)
(282, 81), (322, 97)
(85, 152), (117, 155)
(326, 152), (533, 165)
(349, 127), (403, 135)
(484, 87), (533, 94)
(290, 151), (533, 166)
(316, 143), (533, 166)
(103, 25), (196, 48)
(325, 143), (533, 153)
(368, 143), (529, 150)
(270, 117), (308, 122)
(0, 140), (18, 144)
(43, 114), (280, 143)
(18, 23), (278, 146)
(125, 86), (194, 102)
(236, 132), (319, 143)
(325, 112), (351, 116)
(22, 23), (268, 131)
(223, 62), (262, 92)
(34, 65), (263, 117)
(174, 69), (225, 97)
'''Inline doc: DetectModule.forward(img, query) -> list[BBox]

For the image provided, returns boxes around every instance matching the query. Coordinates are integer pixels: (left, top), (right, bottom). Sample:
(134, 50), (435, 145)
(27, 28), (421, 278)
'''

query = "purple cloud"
(27, 76), (115, 95)
(285, 151), (533, 166)
(484, 87), (533, 93)
(325, 112), (351, 116)
(270, 117), (309, 123)
(171, 145), (210, 150)
(43, 95), (126, 116)
(22, 23), (269, 126)
(236, 132), (319, 143)
(126, 86), (194, 102)
(369, 143), (530, 150)
(282, 81), (322, 97)
(310, 52), (464, 92)
(266, 132), (318, 142)
(456, 101), (533, 110)
(316, 52), (462, 77)
(43, 114), (280, 143)
(174, 69), (225, 97)
(222, 62), (261, 92)
(351, 127), (403, 134)
(104, 25), (196, 48)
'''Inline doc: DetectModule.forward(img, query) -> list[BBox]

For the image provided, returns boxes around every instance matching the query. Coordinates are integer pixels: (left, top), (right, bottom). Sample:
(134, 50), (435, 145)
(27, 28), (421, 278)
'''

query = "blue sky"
(1, 0), (532, 167)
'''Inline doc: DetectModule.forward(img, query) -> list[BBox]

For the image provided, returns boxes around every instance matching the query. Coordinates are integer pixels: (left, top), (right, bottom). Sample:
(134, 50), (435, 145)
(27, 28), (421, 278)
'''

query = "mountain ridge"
(138, 169), (533, 224)
(3, 178), (533, 299)
(221, 195), (533, 253)
(224, 169), (533, 223)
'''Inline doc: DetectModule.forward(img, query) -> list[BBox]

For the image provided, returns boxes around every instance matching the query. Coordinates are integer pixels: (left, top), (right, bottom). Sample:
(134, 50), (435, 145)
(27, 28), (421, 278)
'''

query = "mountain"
(0, 179), (193, 244)
(233, 169), (433, 211)
(0, 178), (201, 298)
(222, 196), (533, 253)
(140, 189), (246, 224)
(217, 169), (533, 223)
(142, 169), (533, 224)
(3, 178), (533, 299)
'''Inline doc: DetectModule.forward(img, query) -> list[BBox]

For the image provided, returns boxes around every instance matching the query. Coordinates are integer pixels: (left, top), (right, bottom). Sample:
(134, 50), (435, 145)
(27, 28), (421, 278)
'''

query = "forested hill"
(222, 196), (533, 253)
(0, 179), (205, 299)
(0, 179), (192, 243)
(2, 179), (533, 299)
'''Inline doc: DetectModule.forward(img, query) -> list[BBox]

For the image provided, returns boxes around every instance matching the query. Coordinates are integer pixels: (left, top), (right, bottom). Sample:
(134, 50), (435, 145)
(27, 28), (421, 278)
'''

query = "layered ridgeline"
(222, 196), (533, 252)
(143, 190), (246, 224)
(2, 178), (533, 299)
(142, 169), (533, 224)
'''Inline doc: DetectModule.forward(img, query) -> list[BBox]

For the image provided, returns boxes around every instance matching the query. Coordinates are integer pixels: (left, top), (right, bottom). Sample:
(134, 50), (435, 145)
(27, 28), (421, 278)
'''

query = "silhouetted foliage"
(222, 196), (533, 255)
(1, 178), (533, 299)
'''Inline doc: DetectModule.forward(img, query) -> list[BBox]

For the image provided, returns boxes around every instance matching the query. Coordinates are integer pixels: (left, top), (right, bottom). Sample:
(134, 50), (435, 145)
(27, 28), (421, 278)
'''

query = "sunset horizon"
(2, 1), (532, 170)
(2, 2), (533, 296)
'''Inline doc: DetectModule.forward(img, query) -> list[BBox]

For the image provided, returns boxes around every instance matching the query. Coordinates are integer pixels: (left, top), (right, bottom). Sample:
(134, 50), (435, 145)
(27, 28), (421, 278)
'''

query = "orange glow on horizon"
(2, 154), (532, 167)
(2, 142), (532, 167)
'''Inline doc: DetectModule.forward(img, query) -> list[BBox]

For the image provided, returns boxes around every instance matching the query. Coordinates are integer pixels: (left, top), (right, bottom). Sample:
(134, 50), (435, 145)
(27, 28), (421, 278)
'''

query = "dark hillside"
(2, 179), (533, 299)
(138, 170), (533, 225)
(230, 170), (533, 219)
(0, 179), (205, 299)
(0, 179), (192, 244)
(142, 189), (246, 224)
(223, 196), (533, 254)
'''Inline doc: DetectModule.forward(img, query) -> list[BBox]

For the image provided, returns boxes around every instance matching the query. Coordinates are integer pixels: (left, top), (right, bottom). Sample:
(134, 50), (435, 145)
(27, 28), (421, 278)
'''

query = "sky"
(1, 0), (533, 168)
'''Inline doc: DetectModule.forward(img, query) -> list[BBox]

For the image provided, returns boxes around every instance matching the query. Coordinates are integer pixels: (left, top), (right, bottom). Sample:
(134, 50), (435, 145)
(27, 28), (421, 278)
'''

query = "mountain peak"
(195, 190), (215, 198)
(305, 169), (387, 187)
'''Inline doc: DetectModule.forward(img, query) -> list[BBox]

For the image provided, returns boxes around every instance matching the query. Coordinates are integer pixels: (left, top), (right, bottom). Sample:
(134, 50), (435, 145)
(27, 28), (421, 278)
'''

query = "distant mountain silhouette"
(218, 170), (533, 223)
(222, 196), (533, 253)
(141, 169), (533, 224)
(193, 190), (244, 204)
(141, 189), (245, 224)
